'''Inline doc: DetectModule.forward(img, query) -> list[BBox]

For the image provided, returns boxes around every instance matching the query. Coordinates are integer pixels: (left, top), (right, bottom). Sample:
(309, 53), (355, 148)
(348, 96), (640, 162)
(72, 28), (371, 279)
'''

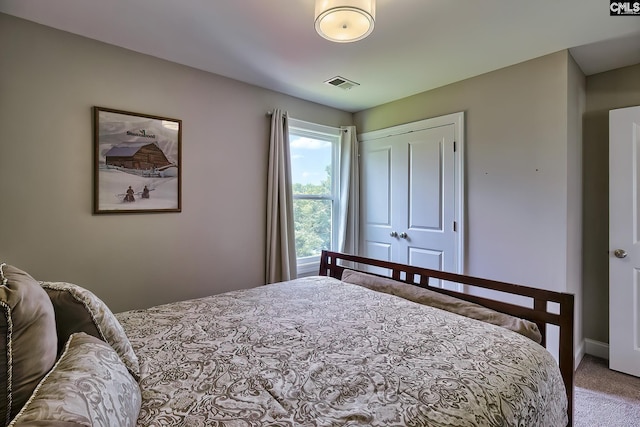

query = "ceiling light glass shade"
(315, 0), (375, 43)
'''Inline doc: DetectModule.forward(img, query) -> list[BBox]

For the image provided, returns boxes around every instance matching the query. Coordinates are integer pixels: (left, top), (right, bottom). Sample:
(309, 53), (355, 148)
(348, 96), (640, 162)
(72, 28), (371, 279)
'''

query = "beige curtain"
(266, 109), (297, 283)
(338, 126), (360, 255)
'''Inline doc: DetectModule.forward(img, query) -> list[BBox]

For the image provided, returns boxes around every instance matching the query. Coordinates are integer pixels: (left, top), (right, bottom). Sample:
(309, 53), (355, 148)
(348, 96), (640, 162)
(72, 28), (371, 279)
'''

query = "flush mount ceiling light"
(314, 0), (376, 43)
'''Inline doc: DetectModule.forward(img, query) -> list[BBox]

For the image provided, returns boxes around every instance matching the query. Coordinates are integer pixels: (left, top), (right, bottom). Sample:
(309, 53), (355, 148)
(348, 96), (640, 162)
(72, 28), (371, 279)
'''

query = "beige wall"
(582, 63), (640, 344)
(355, 51), (579, 292)
(0, 14), (352, 313)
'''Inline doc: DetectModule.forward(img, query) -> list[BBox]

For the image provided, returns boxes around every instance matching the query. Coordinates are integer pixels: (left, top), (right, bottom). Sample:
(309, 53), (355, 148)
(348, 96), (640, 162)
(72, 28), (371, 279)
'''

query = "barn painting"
(94, 107), (181, 214)
(105, 141), (171, 171)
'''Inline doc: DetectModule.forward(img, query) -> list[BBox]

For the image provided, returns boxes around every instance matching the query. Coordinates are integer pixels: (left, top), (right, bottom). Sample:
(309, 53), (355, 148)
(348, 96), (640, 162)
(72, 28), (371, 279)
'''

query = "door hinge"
(453, 221), (457, 232)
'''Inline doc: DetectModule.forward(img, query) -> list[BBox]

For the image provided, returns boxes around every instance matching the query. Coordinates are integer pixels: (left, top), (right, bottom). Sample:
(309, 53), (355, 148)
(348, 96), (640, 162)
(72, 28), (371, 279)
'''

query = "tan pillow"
(40, 281), (140, 380)
(8, 332), (141, 427)
(341, 269), (542, 343)
(0, 263), (58, 426)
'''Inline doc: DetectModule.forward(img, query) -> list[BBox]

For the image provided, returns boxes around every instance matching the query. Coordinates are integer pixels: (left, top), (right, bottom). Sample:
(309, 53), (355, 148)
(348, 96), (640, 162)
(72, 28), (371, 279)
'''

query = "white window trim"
(289, 119), (341, 276)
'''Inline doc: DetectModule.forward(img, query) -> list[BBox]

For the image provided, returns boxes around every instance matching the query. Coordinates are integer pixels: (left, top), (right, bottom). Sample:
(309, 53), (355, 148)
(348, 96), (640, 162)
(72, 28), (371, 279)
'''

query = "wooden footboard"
(319, 250), (575, 426)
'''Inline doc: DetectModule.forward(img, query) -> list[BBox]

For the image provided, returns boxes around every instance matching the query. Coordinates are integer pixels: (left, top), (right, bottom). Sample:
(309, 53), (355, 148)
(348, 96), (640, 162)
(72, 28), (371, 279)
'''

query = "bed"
(1, 251), (573, 427)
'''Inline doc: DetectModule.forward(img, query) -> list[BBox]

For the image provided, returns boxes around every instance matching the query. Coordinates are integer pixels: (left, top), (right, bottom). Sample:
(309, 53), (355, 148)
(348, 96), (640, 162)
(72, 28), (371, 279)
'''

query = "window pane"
(290, 134), (332, 194)
(293, 199), (332, 257)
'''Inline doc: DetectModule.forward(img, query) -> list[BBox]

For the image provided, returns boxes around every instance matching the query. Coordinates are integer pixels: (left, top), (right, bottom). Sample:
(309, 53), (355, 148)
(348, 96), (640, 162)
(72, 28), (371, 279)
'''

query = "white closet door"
(360, 139), (395, 267)
(359, 113), (464, 284)
(402, 126), (456, 274)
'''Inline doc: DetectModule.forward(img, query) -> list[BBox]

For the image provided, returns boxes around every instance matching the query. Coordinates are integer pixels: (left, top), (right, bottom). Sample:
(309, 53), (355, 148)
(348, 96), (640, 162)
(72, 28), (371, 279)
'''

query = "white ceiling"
(2, 0), (639, 112)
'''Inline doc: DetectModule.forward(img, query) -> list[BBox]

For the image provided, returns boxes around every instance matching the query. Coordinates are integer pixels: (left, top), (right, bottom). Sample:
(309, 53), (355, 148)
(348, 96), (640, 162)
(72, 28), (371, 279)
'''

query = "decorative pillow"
(40, 281), (140, 380)
(8, 332), (141, 427)
(341, 269), (542, 343)
(0, 263), (58, 427)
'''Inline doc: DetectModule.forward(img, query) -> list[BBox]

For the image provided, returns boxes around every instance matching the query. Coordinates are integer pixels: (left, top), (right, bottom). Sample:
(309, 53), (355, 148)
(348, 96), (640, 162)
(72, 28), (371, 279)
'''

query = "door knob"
(614, 249), (628, 259)
(390, 231), (398, 237)
(399, 232), (408, 239)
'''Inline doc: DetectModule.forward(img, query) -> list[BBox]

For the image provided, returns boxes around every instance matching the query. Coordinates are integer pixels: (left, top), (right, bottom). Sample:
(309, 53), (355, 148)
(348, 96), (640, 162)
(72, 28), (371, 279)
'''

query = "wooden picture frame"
(93, 107), (182, 214)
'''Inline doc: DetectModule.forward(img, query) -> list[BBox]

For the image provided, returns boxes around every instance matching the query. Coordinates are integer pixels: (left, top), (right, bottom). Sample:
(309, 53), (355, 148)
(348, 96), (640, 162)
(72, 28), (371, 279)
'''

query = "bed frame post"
(559, 293), (575, 426)
(533, 299), (547, 346)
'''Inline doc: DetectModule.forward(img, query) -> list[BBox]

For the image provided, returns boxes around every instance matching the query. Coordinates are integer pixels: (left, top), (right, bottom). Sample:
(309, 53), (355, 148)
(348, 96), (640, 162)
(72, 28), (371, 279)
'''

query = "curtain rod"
(267, 110), (348, 133)
(266, 110), (293, 118)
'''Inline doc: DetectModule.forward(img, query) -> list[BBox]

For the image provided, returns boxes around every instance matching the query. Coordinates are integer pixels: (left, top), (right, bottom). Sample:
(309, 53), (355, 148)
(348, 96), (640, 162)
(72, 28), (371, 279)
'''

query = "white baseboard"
(584, 338), (609, 360)
(575, 340), (585, 369)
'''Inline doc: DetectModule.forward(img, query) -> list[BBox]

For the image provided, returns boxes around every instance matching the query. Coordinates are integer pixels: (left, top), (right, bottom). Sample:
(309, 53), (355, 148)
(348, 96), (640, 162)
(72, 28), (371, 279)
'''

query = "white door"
(359, 113), (464, 286)
(609, 105), (640, 377)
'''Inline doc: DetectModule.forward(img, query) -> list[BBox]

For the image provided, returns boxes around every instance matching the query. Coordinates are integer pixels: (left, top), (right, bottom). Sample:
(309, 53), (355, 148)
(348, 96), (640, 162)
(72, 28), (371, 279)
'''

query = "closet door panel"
(408, 134), (443, 231)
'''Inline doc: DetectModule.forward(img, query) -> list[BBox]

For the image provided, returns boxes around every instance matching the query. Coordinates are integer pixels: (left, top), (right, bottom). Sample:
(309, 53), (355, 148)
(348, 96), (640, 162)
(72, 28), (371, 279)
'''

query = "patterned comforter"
(116, 276), (568, 427)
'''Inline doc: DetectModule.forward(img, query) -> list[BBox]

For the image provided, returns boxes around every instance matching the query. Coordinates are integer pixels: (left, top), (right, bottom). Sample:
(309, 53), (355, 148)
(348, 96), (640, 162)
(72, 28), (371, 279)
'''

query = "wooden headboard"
(319, 250), (575, 426)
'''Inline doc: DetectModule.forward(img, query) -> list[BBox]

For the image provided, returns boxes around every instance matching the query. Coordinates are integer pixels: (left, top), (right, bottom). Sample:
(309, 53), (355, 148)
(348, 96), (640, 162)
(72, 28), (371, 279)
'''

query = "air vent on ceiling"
(324, 76), (360, 90)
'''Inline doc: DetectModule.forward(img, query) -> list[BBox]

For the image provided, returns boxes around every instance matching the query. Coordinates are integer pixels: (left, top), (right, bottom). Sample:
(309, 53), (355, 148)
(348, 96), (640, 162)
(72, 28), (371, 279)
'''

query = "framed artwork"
(93, 107), (182, 214)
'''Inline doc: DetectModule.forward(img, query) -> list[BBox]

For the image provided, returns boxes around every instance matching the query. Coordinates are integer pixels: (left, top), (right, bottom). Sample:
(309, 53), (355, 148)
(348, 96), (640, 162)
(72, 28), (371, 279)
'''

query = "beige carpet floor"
(574, 354), (640, 427)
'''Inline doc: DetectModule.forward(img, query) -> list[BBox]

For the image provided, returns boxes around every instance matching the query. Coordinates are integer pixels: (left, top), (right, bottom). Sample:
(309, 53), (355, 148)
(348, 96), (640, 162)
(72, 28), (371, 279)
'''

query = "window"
(288, 119), (341, 275)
